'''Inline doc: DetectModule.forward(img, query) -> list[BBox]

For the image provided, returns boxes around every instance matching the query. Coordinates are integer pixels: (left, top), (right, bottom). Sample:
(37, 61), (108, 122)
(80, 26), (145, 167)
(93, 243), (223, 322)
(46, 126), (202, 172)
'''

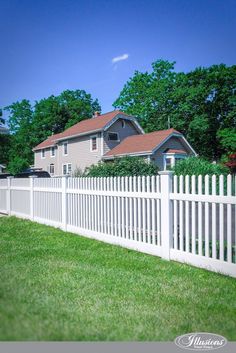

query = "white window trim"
(63, 141), (68, 156)
(49, 163), (55, 175)
(163, 153), (187, 170)
(108, 131), (120, 142)
(90, 134), (98, 152)
(50, 146), (55, 157)
(41, 149), (45, 159)
(62, 163), (72, 175)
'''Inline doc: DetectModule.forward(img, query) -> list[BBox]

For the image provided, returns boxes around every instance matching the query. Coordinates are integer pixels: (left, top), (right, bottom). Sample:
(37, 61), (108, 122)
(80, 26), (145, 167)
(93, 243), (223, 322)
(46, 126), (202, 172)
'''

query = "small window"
(121, 120), (126, 128)
(51, 146), (55, 157)
(68, 164), (72, 175)
(49, 164), (55, 175)
(41, 149), (45, 158)
(63, 142), (68, 155)
(63, 164), (67, 175)
(165, 157), (172, 170)
(91, 136), (97, 151)
(108, 132), (119, 141)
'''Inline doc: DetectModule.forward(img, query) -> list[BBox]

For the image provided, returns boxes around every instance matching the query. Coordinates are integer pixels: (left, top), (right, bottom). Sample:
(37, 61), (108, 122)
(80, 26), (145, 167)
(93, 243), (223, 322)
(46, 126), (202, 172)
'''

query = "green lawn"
(0, 216), (235, 341)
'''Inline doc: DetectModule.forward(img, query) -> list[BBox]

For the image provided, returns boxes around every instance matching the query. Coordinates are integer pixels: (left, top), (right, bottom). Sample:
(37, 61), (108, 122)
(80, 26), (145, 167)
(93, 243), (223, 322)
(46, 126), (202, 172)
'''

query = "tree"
(113, 60), (236, 160)
(4, 90), (101, 173)
(217, 128), (236, 155)
(31, 90), (100, 147)
(5, 100), (34, 170)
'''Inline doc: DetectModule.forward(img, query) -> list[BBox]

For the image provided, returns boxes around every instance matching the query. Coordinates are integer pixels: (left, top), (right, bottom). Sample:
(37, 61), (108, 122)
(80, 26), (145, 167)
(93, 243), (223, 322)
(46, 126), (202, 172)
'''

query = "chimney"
(93, 111), (100, 118)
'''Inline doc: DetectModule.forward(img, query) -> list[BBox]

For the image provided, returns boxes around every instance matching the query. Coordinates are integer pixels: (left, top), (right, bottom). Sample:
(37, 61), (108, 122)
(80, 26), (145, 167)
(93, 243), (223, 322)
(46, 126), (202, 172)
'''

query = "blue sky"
(0, 0), (235, 116)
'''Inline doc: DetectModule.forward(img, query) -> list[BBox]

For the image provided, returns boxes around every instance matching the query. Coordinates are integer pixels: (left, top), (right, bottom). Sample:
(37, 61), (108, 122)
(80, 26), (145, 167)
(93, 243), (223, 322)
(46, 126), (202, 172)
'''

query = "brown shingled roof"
(33, 110), (127, 151)
(104, 128), (181, 158)
(33, 132), (64, 151)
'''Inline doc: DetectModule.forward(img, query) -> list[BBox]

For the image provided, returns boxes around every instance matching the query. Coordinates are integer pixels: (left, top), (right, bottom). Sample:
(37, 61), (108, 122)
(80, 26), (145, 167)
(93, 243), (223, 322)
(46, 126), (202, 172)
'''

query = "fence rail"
(0, 172), (235, 278)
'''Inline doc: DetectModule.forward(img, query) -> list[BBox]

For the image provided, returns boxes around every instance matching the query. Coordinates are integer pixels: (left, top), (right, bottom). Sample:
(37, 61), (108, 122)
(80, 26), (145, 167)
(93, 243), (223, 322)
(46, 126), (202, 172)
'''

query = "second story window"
(108, 132), (119, 141)
(51, 146), (55, 157)
(91, 135), (97, 151)
(41, 149), (45, 158)
(63, 142), (68, 155)
(121, 120), (126, 128)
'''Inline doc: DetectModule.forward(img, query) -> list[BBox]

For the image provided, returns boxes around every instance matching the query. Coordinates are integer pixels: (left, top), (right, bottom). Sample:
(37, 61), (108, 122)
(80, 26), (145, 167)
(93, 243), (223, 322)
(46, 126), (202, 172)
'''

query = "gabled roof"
(33, 110), (140, 151)
(103, 128), (182, 158)
(33, 132), (64, 151)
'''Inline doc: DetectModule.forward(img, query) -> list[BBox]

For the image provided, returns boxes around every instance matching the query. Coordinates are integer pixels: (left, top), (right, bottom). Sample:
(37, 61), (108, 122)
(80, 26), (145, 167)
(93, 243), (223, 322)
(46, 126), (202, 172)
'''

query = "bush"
(84, 156), (159, 177)
(172, 157), (229, 176)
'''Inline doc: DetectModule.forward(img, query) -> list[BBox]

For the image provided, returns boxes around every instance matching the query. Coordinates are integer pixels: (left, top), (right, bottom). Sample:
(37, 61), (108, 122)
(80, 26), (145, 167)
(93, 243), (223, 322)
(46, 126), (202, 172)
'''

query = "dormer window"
(108, 132), (119, 141)
(121, 120), (126, 128)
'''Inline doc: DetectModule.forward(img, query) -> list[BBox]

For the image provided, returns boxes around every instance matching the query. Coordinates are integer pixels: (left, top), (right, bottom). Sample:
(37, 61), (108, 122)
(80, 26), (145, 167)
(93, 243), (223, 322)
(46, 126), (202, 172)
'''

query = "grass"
(0, 216), (235, 341)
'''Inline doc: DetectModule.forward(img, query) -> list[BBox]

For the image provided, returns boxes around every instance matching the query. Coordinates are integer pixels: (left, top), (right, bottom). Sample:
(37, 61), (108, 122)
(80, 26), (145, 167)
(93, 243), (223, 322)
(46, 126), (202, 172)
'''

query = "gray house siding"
(57, 132), (102, 174)
(34, 147), (59, 175)
(103, 119), (140, 154)
(151, 136), (192, 170)
(34, 133), (103, 175)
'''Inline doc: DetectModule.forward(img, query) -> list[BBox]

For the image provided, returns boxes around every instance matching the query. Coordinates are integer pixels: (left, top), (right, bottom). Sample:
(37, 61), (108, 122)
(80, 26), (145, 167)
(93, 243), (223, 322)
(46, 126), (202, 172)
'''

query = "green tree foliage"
(0, 109), (11, 166)
(113, 60), (236, 160)
(217, 128), (236, 155)
(172, 157), (228, 176)
(31, 90), (100, 147)
(4, 90), (101, 173)
(5, 100), (34, 169)
(83, 157), (159, 177)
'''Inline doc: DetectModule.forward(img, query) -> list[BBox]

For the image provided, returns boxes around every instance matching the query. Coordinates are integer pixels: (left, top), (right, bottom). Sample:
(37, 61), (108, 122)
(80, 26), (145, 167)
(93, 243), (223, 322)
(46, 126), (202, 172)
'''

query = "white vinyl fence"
(0, 172), (235, 277)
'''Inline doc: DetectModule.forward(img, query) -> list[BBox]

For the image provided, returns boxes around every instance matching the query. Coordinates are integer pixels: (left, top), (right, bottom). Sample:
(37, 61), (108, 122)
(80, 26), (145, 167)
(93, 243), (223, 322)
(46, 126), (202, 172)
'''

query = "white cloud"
(112, 53), (129, 64)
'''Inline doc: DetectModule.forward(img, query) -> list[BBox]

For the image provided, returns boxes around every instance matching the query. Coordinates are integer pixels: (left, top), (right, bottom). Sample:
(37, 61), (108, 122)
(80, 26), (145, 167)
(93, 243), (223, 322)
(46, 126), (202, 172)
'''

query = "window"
(49, 164), (55, 175)
(51, 146), (55, 157)
(41, 149), (45, 158)
(121, 120), (126, 128)
(165, 157), (172, 170)
(90, 135), (97, 151)
(62, 163), (72, 175)
(63, 142), (68, 155)
(63, 164), (67, 175)
(108, 132), (119, 141)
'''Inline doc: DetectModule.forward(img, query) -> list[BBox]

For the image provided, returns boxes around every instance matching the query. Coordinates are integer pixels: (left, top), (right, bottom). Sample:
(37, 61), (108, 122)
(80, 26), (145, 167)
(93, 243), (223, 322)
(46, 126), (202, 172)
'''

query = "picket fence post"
(6, 176), (14, 215)
(61, 176), (68, 230)
(29, 176), (37, 220)
(159, 171), (173, 260)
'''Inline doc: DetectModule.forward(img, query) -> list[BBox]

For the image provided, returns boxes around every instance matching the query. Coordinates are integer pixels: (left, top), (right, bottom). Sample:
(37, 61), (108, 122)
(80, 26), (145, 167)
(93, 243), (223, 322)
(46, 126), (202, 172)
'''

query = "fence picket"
(205, 175), (210, 258)
(212, 175), (217, 259)
(198, 175), (203, 256)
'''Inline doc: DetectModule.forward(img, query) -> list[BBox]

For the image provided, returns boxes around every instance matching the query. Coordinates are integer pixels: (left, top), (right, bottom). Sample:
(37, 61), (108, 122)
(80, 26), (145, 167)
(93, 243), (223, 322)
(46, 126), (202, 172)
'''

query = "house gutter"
(102, 151), (152, 160)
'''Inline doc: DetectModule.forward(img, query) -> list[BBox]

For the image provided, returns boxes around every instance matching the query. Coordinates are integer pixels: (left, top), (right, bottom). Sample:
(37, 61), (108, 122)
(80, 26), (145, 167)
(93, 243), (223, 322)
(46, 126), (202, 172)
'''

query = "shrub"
(172, 157), (228, 176)
(84, 156), (159, 177)
(73, 167), (83, 177)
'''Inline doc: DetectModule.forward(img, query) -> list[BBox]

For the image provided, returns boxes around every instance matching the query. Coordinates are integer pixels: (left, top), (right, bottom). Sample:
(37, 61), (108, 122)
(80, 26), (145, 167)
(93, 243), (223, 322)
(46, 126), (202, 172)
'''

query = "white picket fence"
(0, 172), (235, 277)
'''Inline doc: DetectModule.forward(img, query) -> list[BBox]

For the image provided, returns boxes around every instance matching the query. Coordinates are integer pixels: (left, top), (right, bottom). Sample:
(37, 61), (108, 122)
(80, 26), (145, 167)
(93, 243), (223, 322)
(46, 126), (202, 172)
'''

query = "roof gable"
(103, 129), (182, 158)
(33, 110), (138, 151)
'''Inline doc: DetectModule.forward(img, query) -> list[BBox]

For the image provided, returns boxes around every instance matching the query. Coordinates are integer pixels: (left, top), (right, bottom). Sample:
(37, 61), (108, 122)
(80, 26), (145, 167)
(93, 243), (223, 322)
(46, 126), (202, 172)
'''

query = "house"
(0, 164), (6, 174)
(33, 110), (196, 176)
(103, 128), (196, 170)
(0, 126), (9, 135)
